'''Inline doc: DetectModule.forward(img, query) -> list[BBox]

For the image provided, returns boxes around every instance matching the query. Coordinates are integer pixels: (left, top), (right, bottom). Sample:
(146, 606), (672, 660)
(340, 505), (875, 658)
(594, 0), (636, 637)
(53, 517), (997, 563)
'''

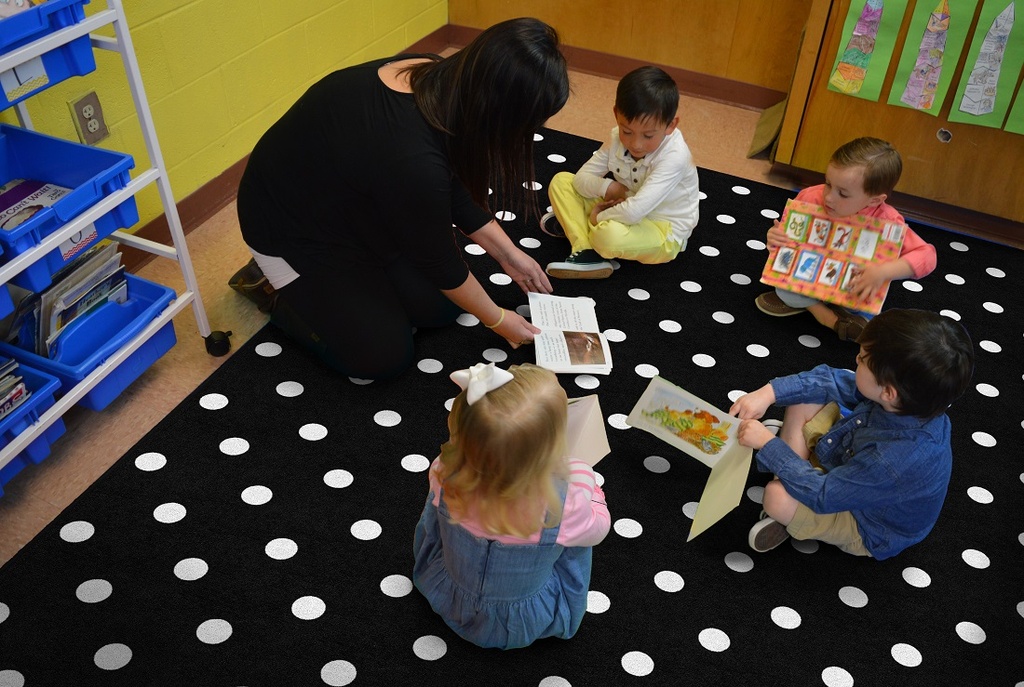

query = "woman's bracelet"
(484, 308), (506, 329)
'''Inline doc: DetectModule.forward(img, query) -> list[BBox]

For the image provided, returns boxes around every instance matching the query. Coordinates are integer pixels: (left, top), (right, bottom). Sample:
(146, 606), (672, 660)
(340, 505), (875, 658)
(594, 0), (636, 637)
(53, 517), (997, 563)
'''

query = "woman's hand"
(498, 244), (553, 295)
(491, 308), (541, 349)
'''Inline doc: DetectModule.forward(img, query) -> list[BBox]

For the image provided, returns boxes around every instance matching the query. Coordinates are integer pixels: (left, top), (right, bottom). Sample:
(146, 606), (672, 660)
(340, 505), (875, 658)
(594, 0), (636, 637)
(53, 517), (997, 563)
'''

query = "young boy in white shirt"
(542, 66), (700, 279)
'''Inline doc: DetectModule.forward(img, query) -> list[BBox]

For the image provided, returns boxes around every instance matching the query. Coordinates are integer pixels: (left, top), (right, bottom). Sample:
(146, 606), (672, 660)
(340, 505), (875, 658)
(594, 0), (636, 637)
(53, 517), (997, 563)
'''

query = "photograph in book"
(527, 292), (612, 375)
(759, 199), (906, 315)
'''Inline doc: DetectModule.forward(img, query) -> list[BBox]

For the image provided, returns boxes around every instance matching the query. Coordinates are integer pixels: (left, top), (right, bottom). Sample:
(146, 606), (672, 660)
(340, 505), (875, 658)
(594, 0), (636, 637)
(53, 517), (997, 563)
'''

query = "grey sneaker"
(539, 211), (565, 237)
(748, 515), (790, 552)
(545, 250), (613, 279)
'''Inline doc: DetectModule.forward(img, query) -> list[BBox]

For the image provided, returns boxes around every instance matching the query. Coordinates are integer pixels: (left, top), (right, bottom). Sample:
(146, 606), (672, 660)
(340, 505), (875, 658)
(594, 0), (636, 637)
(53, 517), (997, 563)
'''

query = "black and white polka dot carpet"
(0, 129), (1020, 687)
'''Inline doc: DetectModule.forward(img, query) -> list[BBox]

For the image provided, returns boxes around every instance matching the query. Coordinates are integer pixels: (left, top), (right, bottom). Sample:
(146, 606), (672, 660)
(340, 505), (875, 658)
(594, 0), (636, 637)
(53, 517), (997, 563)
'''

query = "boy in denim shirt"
(729, 309), (974, 559)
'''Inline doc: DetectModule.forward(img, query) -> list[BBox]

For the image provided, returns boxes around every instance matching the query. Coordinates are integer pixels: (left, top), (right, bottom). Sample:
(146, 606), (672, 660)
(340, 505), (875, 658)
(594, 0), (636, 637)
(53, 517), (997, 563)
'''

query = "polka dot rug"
(0, 129), (1020, 686)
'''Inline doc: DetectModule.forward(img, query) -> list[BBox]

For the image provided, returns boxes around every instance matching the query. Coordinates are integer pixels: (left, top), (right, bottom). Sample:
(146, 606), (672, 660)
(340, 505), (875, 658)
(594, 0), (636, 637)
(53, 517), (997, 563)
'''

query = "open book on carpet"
(528, 292), (612, 375)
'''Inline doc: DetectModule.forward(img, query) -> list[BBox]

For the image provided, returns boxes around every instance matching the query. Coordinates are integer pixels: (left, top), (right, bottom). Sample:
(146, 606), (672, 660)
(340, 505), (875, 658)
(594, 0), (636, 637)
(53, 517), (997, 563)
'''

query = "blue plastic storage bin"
(0, 273), (176, 412)
(0, 362), (65, 497)
(0, 123), (139, 291)
(0, 0), (95, 109)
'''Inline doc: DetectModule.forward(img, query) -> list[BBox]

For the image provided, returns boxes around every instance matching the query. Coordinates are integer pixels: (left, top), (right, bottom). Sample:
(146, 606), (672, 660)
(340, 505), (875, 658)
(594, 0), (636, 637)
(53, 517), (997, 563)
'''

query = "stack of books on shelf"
(2, 241), (126, 358)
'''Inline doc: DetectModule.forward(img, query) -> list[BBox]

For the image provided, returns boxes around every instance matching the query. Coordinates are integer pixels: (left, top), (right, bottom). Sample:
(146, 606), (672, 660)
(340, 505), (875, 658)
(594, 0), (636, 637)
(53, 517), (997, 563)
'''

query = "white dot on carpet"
(299, 423), (328, 441)
(901, 567), (931, 588)
(682, 502), (698, 519)
(60, 521), (94, 543)
(698, 628), (730, 652)
(716, 214), (736, 224)
(539, 677), (571, 687)
(621, 651), (654, 676)
(731, 185), (751, 195)
(199, 393), (228, 410)
(699, 245), (720, 257)
(483, 348), (507, 362)
(574, 374), (600, 389)
(0, 670), (23, 687)
(0, 602), (10, 624)
(975, 383), (998, 397)
(986, 266), (1005, 277)
(983, 301), (1004, 314)
(608, 413), (630, 430)
(219, 437), (249, 456)
(587, 590), (611, 613)
(196, 619), (232, 645)
(94, 643), (132, 670)
(292, 595), (326, 620)
(798, 334), (821, 348)
(153, 503), (186, 524)
(547, 153), (566, 163)
(979, 340), (1001, 353)
(822, 666), (854, 687)
(413, 635), (447, 661)
(276, 381), (303, 397)
(838, 586), (868, 607)
(351, 520), (382, 541)
(520, 237), (541, 249)
(746, 486), (764, 504)
(613, 518), (643, 538)
(724, 552), (753, 572)
(761, 209), (780, 219)
(713, 311), (735, 324)
(456, 313), (478, 327)
(955, 621), (986, 644)
(949, 241), (969, 252)
(644, 455), (671, 473)
(266, 538), (298, 560)
(635, 363), (659, 378)
(489, 273), (512, 286)
(324, 469), (354, 489)
(902, 281), (923, 292)
(495, 210), (516, 221)
(945, 273), (965, 285)
(255, 342), (282, 356)
(241, 485), (272, 506)
(962, 548), (990, 568)
(464, 243), (485, 256)
(604, 328), (626, 342)
(380, 575), (413, 598)
(321, 660), (357, 686)
(76, 579), (113, 603)
(349, 377), (374, 385)
(972, 431), (996, 447)
(730, 273), (752, 285)
(654, 570), (684, 592)
(791, 538), (819, 553)
(401, 454), (431, 472)
(890, 642), (922, 667)
(660, 319), (682, 332)
(680, 280), (701, 292)
(693, 353), (716, 367)
(940, 309), (961, 321)
(747, 344), (770, 357)
(727, 389), (745, 402)
(523, 181), (542, 191)
(771, 606), (801, 629)
(174, 558), (209, 581)
(417, 358), (443, 373)
(746, 239), (766, 251)
(967, 486), (993, 504)
(628, 288), (650, 301)
(135, 452), (166, 471)
(374, 410), (401, 427)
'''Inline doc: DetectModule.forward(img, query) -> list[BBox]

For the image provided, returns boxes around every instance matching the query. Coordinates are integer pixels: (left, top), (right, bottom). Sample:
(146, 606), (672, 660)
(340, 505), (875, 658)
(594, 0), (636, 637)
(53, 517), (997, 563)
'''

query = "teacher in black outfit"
(232, 18), (569, 379)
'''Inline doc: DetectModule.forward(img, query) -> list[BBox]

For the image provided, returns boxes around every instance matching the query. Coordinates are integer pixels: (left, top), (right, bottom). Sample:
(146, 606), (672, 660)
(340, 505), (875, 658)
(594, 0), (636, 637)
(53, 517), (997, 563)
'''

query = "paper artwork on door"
(828, 0), (911, 101)
(960, 2), (1014, 116)
(900, 0), (951, 109)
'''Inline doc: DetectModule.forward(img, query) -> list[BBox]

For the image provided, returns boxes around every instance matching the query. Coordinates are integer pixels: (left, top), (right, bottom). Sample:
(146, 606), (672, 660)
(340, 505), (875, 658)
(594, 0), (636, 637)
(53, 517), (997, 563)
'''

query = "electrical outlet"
(69, 91), (109, 145)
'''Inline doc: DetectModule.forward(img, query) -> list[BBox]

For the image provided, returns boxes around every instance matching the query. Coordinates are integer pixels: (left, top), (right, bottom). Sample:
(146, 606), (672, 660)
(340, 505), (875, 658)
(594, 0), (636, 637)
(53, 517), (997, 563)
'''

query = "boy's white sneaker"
(539, 211), (565, 237)
(748, 515), (790, 552)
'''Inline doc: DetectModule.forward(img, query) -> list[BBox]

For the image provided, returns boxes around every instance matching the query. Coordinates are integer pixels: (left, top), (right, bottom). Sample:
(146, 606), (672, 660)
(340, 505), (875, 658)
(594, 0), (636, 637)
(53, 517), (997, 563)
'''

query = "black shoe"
(228, 258), (278, 313)
(545, 249), (613, 279)
(539, 211), (565, 237)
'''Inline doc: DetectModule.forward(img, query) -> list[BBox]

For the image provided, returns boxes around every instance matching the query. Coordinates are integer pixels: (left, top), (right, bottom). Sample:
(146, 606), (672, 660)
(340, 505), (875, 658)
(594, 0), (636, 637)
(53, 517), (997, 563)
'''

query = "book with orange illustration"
(627, 376), (753, 541)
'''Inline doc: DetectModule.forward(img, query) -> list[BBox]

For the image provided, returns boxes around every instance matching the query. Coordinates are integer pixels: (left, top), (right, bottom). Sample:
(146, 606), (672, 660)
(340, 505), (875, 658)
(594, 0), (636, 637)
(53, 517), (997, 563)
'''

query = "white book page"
(528, 293), (600, 333)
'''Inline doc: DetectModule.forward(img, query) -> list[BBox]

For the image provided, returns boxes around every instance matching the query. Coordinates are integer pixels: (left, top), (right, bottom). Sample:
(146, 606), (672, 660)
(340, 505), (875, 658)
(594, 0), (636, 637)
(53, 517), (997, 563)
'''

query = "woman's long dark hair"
(407, 18), (569, 217)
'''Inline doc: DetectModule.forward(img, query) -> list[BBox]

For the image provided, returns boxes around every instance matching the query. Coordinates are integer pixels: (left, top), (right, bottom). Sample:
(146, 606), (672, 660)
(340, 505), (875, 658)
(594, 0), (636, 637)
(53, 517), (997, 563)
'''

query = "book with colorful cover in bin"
(759, 199), (906, 315)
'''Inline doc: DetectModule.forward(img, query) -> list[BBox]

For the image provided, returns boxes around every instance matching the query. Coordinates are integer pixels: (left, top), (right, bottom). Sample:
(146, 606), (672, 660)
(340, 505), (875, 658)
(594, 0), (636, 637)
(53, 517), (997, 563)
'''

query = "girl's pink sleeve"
(556, 461), (611, 547)
(898, 227), (936, 279)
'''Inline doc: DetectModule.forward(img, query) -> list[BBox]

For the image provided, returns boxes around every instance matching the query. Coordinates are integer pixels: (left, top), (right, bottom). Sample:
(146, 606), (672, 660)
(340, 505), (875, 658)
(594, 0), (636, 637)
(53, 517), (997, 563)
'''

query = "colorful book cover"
(759, 199), (906, 315)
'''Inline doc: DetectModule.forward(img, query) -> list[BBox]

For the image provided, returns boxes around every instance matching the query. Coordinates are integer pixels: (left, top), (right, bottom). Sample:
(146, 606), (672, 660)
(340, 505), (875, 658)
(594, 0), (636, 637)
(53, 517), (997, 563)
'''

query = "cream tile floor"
(0, 70), (790, 568)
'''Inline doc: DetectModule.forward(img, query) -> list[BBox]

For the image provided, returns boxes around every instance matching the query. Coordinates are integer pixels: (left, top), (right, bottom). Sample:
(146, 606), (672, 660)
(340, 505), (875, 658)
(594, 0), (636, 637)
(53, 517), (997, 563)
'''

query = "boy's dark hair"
(408, 18), (569, 217)
(615, 66), (679, 125)
(858, 309), (974, 419)
(830, 137), (902, 197)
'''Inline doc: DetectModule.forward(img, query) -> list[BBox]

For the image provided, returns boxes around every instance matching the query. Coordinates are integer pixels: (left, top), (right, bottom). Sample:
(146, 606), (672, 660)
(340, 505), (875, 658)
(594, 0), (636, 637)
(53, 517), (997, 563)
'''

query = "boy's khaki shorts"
(788, 402), (872, 557)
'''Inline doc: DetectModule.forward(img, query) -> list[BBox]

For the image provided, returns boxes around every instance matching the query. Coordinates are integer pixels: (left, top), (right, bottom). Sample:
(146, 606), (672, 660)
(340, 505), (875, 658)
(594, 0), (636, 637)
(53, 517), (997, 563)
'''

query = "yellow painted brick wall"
(2, 0), (447, 229)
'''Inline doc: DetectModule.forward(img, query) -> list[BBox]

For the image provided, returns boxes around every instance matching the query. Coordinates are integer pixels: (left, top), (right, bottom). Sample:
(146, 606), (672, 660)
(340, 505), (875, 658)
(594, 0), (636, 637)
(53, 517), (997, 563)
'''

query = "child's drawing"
(818, 258), (844, 287)
(784, 211), (810, 241)
(809, 218), (831, 246)
(772, 247), (796, 273)
(853, 229), (880, 259)
(793, 250), (823, 282)
(830, 224), (854, 251)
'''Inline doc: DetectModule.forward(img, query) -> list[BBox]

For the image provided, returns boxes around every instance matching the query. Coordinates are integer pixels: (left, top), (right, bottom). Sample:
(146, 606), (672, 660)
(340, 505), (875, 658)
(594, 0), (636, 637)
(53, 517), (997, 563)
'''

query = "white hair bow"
(450, 362), (514, 405)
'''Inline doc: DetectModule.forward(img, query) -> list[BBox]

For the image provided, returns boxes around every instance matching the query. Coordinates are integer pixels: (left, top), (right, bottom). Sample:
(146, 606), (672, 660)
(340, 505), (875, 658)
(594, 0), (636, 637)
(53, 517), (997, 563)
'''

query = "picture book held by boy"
(527, 292), (612, 375)
(759, 199), (906, 315)
(627, 377), (752, 541)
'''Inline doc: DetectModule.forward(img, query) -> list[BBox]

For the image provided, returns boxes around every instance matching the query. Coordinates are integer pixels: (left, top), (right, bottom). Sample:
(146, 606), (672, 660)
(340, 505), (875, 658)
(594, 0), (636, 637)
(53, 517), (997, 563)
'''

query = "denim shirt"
(756, 364), (953, 560)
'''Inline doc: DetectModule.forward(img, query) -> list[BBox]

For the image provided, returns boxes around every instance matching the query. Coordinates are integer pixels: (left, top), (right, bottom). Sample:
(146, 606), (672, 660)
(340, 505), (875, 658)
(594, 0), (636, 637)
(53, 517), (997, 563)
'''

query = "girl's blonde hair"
(434, 364), (568, 538)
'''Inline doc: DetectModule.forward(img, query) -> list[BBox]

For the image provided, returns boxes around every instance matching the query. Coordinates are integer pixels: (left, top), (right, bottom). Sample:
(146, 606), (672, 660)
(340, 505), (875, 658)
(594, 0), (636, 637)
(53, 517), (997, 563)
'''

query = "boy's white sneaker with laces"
(748, 514), (790, 552)
(545, 250), (614, 279)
